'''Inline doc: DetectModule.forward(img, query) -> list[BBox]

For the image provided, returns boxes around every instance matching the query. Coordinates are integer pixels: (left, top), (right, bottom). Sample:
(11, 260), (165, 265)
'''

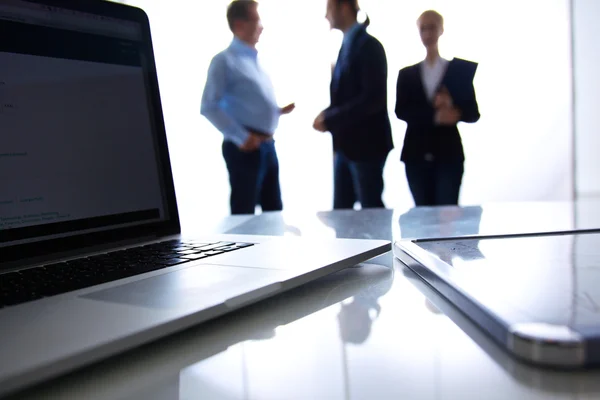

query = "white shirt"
(421, 57), (449, 101)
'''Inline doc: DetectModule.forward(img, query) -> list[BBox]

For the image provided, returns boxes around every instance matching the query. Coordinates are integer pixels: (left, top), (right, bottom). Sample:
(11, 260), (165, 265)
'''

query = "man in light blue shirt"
(201, 0), (294, 215)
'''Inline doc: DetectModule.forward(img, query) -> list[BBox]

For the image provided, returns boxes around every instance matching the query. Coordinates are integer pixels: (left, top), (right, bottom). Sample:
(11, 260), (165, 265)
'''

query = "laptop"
(394, 230), (600, 368)
(10, 263), (393, 400)
(0, 0), (390, 396)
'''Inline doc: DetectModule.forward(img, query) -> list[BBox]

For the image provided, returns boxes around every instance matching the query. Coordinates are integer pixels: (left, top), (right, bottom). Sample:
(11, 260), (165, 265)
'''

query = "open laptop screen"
(0, 0), (174, 250)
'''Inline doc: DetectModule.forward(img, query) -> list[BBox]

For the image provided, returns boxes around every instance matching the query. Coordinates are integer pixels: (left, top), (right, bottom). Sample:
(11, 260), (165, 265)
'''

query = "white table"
(10, 201), (600, 400)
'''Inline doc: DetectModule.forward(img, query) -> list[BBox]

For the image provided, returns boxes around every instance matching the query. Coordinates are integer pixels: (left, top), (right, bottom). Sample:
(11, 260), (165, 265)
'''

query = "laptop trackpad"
(82, 264), (287, 310)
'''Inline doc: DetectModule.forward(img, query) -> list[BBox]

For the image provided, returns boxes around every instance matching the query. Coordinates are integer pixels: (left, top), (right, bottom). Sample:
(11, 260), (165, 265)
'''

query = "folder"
(441, 58), (478, 108)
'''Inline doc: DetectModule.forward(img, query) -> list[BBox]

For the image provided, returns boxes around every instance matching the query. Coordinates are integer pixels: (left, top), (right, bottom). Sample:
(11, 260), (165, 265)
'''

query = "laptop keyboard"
(0, 240), (253, 309)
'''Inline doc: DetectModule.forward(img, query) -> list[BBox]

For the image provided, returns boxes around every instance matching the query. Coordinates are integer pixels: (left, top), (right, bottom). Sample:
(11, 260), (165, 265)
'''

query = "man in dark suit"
(313, 0), (393, 210)
(395, 10), (479, 207)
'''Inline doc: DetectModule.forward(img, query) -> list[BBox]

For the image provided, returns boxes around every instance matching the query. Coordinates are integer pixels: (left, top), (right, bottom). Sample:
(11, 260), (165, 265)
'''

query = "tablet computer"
(394, 231), (600, 368)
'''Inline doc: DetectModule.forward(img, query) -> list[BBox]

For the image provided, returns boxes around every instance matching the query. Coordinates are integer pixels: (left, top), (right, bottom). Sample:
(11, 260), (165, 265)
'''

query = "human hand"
(280, 102), (296, 115)
(239, 133), (264, 152)
(313, 111), (327, 132)
(436, 107), (461, 125)
(434, 87), (453, 109)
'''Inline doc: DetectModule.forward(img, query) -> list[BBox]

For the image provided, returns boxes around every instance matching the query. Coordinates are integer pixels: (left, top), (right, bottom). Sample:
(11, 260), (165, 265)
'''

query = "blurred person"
(201, 0), (295, 215)
(313, 0), (393, 210)
(395, 10), (480, 207)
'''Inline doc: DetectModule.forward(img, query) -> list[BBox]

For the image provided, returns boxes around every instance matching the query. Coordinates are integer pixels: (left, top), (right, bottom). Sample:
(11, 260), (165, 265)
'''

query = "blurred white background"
(116, 0), (574, 226)
(573, 0), (600, 201)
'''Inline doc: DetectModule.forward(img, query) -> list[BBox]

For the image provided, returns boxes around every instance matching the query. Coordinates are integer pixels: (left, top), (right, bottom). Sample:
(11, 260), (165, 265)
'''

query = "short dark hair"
(336, 0), (359, 17)
(226, 0), (257, 32)
(336, 0), (370, 26)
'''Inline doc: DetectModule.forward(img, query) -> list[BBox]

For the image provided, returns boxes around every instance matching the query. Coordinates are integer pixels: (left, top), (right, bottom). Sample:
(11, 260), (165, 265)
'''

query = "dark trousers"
(404, 161), (464, 206)
(222, 140), (283, 215)
(334, 152), (387, 209)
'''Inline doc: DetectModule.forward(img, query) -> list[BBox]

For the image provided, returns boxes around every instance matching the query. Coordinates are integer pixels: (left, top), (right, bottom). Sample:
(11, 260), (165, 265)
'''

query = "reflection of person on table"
(338, 297), (380, 344)
(395, 10), (480, 207)
(398, 205), (486, 265)
(337, 268), (394, 344)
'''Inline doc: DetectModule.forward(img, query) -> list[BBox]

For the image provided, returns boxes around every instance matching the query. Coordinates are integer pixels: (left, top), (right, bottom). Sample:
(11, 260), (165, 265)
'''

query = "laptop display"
(0, 0), (177, 255)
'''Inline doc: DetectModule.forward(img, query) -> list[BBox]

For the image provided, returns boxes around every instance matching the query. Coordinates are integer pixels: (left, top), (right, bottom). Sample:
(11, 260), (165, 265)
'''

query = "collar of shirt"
(421, 57), (449, 101)
(422, 56), (447, 71)
(230, 37), (258, 59)
(342, 22), (362, 49)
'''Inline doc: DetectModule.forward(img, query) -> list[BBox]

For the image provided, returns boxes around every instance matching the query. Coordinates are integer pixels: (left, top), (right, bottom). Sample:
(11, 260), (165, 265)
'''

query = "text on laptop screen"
(0, 1), (168, 247)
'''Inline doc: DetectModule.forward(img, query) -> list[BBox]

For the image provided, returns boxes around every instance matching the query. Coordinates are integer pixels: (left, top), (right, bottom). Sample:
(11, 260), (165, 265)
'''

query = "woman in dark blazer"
(395, 10), (479, 206)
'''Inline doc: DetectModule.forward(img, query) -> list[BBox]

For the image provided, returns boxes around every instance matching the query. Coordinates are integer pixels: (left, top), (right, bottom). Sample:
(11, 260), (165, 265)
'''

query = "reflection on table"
(10, 200), (600, 400)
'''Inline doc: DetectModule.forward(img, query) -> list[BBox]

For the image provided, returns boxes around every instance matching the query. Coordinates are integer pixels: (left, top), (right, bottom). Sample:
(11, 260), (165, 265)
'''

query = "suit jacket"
(395, 61), (480, 163)
(324, 27), (393, 162)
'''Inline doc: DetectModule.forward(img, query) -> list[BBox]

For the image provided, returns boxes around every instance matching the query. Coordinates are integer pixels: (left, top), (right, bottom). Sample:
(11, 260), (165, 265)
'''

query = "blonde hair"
(417, 10), (444, 27)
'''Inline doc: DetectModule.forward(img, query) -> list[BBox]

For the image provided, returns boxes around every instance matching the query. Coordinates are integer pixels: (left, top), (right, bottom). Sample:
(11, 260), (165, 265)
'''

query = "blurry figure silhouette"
(201, 0), (295, 215)
(395, 10), (480, 206)
(313, 0), (393, 210)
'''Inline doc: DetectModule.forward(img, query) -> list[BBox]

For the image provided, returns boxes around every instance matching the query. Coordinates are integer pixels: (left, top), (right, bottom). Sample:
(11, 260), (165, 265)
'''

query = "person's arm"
(323, 39), (388, 132)
(395, 68), (435, 126)
(280, 103), (296, 115)
(200, 54), (249, 148)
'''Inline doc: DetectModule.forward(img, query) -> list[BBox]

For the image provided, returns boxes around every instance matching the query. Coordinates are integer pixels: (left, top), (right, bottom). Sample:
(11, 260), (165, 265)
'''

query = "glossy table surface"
(9, 200), (600, 400)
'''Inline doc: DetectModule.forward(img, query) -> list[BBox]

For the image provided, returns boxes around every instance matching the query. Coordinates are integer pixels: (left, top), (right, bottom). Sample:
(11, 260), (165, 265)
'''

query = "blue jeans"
(404, 161), (464, 206)
(222, 140), (283, 215)
(333, 152), (387, 209)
